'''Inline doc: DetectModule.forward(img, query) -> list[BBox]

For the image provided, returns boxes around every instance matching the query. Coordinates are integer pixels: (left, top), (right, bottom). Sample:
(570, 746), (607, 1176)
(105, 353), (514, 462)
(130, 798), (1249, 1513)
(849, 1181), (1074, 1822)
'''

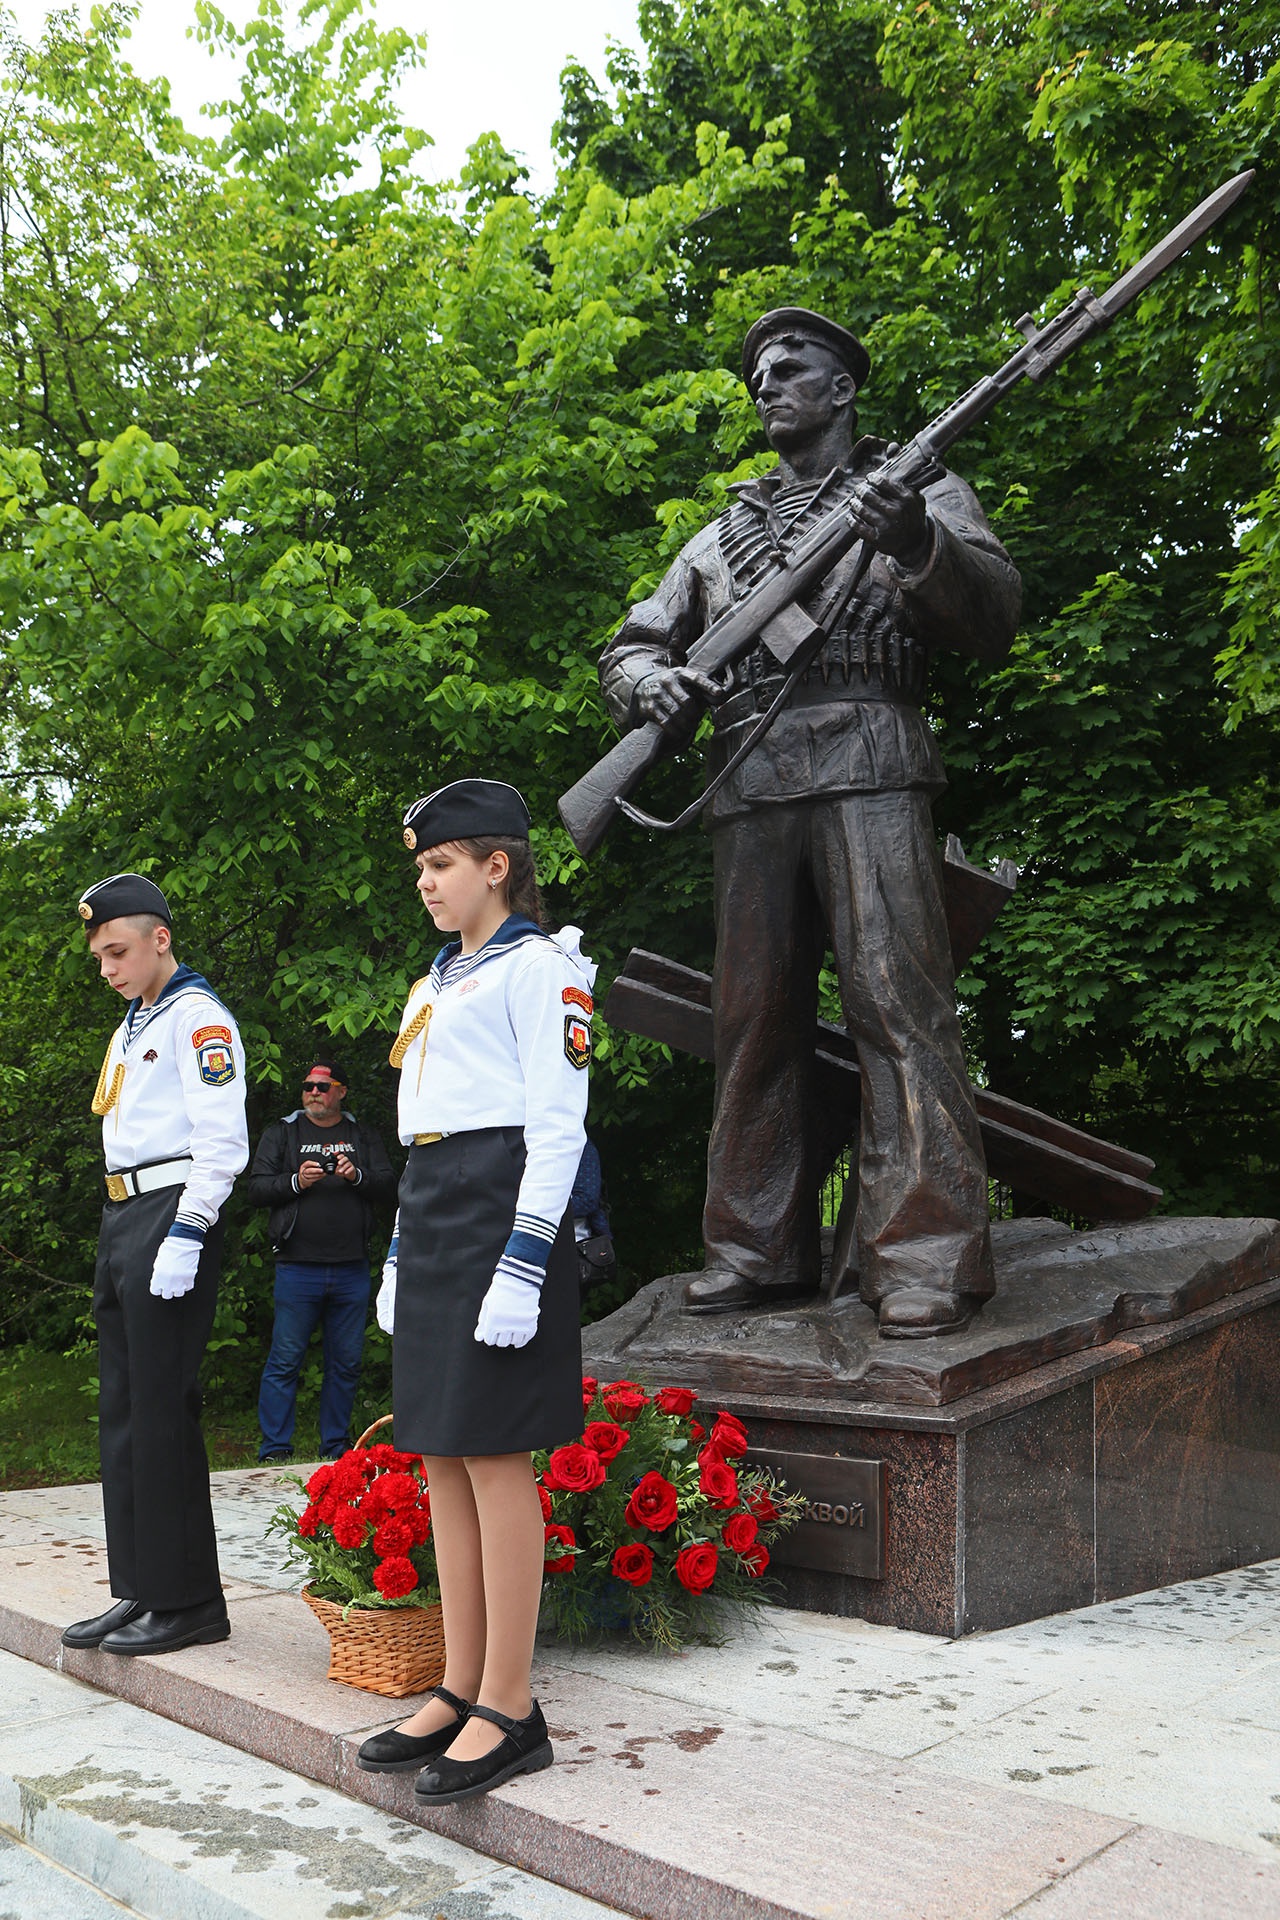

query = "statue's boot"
(876, 1288), (979, 1339)
(683, 1270), (815, 1314)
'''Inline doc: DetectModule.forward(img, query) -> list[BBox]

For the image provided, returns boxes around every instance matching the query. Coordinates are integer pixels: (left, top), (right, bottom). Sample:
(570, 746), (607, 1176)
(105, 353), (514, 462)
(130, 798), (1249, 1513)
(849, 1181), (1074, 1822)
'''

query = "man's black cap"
(402, 779), (531, 853)
(303, 1056), (347, 1087)
(77, 873), (172, 929)
(741, 307), (871, 393)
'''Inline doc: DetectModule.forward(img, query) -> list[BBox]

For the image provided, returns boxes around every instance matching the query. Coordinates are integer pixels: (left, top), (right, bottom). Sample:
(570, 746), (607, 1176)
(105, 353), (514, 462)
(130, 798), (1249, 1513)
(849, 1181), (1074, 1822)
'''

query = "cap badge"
(403, 827), (417, 850)
(78, 902), (93, 919)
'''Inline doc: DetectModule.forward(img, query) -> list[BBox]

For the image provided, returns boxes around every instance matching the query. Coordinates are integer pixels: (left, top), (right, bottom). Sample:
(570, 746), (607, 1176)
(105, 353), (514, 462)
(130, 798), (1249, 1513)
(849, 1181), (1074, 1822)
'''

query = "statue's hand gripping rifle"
(559, 169), (1253, 859)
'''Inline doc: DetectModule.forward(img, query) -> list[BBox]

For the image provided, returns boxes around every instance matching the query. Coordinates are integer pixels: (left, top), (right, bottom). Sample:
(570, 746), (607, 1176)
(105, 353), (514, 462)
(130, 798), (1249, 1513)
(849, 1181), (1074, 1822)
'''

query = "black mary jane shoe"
(356, 1686), (473, 1773)
(62, 1598), (143, 1650)
(414, 1700), (553, 1805)
(99, 1595), (230, 1655)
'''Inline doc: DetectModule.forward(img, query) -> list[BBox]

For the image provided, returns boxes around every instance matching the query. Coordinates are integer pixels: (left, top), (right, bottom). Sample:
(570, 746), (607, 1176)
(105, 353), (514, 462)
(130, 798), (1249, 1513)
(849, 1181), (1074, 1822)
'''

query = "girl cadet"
(357, 777), (594, 1804)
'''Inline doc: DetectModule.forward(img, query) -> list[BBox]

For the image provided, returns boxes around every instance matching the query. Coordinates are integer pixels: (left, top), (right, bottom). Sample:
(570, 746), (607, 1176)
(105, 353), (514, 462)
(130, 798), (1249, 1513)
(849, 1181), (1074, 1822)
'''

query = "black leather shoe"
(877, 1289), (978, 1339)
(356, 1685), (472, 1772)
(62, 1598), (143, 1649)
(99, 1595), (230, 1655)
(414, 1700), (553, 1804)
(683, 1269), (814, 1314)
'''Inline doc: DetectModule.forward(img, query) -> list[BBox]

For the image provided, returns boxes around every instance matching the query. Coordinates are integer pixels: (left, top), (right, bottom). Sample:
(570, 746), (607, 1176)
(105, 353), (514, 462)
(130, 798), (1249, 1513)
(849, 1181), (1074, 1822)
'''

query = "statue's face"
(751, 336), (855, 450)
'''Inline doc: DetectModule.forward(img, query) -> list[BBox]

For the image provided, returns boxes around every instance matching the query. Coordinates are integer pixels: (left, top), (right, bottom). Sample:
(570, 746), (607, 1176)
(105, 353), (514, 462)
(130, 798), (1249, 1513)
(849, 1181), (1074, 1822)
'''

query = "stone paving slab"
(0, 1828), (143, 1917)
(2, 1468), (1279, 1918)
(0, 1650), (624, 1920)
(1014, 1829), (1280, 1918)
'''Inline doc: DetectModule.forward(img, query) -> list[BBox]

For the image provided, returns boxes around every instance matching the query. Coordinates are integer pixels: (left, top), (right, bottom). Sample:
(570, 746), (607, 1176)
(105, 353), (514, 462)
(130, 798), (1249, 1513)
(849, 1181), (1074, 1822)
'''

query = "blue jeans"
(258, 1260), (371, 1458)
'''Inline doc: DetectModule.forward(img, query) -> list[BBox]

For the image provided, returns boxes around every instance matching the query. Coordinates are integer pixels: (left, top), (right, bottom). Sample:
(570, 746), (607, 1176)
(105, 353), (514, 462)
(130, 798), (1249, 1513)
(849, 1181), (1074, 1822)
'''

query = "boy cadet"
(62, 873), (249, 1656)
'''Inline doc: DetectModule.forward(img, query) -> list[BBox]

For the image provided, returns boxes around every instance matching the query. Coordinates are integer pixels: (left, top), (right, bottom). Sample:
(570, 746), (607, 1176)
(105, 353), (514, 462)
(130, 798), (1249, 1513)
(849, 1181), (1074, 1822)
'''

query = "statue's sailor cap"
(402, 779), (531, 853)
(741, 307), (871, 394)
(77, 872), (173, 928)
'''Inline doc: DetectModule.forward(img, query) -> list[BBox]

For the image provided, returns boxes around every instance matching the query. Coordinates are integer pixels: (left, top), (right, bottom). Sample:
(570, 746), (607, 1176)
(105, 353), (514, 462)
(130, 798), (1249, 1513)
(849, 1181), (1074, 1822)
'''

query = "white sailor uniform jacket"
(94, 963), (250, 1242)
(390, 917), (593, 1285)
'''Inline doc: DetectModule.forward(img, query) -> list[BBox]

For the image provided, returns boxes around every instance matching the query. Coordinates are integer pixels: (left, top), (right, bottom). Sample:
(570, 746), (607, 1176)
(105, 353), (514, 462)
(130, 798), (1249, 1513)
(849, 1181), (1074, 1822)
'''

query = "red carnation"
(544, 1523), (577, 1573)
(327, 1459), (365, 1500)
(296, 1503), (321, 1538)
(708, 1412), (749, 1459)
(373, 1471), (422, 1511)
(742, 1543), (770, 1578)
(654, 1387), (696, 1416)
(611, 1542), (655, 1587)
(405, 1506), (432, 1546)
(674, 1541), (719, 1594)
(372, 1516), (414, 1557)
(330, 1505), (367, 1549)
(372, 1555), (418, 1598)
(582, 1421), (630, 1462)
(601, 1379), (650, 1423)
(722, 1511), (759, 1554)
(538, 1481), (553, 1521)
(624, 1470), (679, 1532)
(699, 1454), (740, 1509)
(746, 1485), (779, 1525)
(544, 1443), (607, 1494)
(305, 1462), (335, 1499)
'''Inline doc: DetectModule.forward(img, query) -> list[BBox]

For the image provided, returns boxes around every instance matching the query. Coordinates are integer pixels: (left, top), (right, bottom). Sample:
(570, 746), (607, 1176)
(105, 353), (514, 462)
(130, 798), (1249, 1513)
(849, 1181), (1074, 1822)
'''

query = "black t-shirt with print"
(287, 1121), (366, 1264)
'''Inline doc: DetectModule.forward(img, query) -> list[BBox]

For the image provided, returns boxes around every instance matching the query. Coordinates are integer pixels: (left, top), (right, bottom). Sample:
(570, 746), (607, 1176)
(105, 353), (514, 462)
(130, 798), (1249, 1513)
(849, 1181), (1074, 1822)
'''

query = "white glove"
(474, 1267), (541, 1349)
(150, 1235), (201, 1299)
(376, 1258), (397, 1334)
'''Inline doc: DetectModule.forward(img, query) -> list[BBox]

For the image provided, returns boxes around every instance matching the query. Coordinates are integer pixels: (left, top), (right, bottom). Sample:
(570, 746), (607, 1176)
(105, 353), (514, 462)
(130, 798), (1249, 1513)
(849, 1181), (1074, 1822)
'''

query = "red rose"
(544, 1523), (577, 1573)
(654, 1387), (697, 1416)
(722, 1511), (759, 1554)
(538, 1481), (553, 1521)
(544, 1443), (607, 1494)
(746, 1485), (779, 1525)
(372, 1555), (418, 1598)
(699, 1456), (739, 1509)
(674, 1542), (719, 1594)
(581, 1375), (599, 1406)
(582, 1421), (630, 1462)
(296, 1503), (321, 1538)
(330, 1505), (367, 1549)
(689, 1420), (706, 1444)
(742, 1543), (770, 1578)
(624, 1470), (679, 1532)
(601, 1379), (650, 1422)
(708, 1412), (749, 1458)
(611, 1542), (654, 1586)
(372, 1516), (414, 1557)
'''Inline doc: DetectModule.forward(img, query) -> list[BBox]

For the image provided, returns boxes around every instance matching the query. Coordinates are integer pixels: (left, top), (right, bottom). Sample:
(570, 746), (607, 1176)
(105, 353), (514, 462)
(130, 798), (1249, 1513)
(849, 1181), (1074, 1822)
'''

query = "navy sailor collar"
(124, 961), (229, 1034)
(429, 914), (546, 990)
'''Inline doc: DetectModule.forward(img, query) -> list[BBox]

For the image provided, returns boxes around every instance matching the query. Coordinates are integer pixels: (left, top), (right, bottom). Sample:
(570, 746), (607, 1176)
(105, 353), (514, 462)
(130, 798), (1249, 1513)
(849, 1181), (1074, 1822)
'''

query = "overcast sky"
(3, 0), (643, 192)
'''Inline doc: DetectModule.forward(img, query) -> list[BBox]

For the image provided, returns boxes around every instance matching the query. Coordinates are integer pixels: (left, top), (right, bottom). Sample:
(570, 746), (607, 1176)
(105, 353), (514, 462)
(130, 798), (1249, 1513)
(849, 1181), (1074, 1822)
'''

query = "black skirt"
(392, 1128), (582, 1456)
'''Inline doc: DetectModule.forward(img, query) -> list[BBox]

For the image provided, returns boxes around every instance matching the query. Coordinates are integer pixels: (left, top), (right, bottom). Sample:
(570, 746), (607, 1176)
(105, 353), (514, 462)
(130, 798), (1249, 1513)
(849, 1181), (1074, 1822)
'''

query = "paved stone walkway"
(0, 1465), (1276, 1918)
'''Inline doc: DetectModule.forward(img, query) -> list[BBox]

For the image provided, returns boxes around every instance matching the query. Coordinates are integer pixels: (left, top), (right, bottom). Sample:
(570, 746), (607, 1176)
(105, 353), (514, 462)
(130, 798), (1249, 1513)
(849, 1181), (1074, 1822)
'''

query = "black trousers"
(705, 790), (995, 1305)
(94, 1188), (224, 1608)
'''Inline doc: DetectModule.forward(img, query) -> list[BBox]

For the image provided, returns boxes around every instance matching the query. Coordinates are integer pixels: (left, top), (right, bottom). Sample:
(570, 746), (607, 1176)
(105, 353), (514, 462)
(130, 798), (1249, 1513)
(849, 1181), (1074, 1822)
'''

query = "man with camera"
(248, 1058), (397, 1462)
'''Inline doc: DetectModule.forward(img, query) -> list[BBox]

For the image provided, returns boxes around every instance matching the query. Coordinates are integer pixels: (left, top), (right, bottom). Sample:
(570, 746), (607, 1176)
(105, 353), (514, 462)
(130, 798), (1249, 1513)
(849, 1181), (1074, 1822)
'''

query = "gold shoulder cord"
(389, 1001), (432, 1092)
(92, 1040), (125, 1126)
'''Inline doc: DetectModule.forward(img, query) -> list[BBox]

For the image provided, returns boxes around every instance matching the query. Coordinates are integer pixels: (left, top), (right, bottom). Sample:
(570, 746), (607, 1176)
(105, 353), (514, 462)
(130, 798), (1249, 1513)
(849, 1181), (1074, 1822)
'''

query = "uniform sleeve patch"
(197, 1039), (237, 1086)
(564, 1014), (591, 1070)
(192, 1025), (233, 1048)
(562, 986), (593, 1015)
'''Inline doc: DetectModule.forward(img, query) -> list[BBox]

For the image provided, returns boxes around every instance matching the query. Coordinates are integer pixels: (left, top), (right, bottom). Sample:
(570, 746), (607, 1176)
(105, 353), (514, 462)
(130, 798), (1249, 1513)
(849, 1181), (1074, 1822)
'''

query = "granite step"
(0, 1649), (624, 1920)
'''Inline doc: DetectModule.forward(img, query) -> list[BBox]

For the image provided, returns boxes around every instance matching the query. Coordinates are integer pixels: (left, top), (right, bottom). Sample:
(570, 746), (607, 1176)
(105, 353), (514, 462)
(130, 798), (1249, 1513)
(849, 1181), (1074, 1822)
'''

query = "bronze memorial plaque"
(746, 1450), (885, 1580)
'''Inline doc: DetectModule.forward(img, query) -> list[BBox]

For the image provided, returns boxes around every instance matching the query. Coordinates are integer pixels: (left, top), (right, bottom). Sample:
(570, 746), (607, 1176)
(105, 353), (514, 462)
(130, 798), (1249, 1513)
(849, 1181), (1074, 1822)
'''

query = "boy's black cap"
(402, 779), (531, 852)
(77, 873), (172, 928)
(741, 307), (871, 393)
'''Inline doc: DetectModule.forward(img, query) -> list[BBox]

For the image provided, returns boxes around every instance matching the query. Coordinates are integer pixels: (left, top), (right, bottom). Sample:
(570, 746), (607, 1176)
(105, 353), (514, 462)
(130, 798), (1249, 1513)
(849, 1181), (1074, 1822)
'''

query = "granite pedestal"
(583, 1217), (1280, 1636)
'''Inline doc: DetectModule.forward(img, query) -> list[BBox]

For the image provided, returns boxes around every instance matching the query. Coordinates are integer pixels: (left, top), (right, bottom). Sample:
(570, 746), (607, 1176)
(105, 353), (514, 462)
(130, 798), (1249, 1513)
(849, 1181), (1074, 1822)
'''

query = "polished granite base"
(584, 1219), (1280, 1635)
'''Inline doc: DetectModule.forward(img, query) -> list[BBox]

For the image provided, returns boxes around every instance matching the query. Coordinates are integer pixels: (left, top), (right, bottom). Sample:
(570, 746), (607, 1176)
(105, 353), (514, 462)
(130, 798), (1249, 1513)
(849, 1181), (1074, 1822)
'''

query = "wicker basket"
(301, 1416), (446, 1698)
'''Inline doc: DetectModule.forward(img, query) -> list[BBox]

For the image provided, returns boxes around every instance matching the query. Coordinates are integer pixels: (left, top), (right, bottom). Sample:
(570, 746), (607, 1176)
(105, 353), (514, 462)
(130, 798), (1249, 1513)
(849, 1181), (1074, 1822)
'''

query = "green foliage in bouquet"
(267, 1442), (440, 1615)
(535, 1376), (808, 1649)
